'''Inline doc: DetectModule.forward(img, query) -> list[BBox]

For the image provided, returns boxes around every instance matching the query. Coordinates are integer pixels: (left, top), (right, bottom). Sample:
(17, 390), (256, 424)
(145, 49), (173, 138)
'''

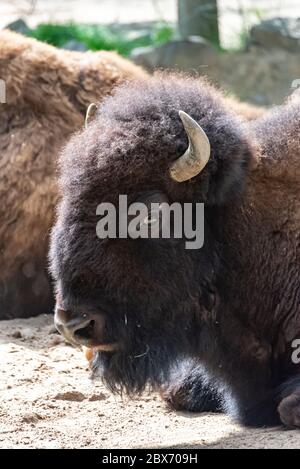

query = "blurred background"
(1, 0), (300, 106)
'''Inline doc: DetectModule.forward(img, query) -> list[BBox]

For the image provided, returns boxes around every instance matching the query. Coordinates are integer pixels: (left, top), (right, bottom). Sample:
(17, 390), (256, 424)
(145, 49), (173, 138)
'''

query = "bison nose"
(54, 308), (106, 347)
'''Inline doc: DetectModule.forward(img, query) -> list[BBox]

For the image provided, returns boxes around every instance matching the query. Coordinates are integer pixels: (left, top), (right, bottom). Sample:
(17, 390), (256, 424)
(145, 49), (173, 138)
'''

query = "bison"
(50, 73), (300, 428)
(0, 30), (146, 319)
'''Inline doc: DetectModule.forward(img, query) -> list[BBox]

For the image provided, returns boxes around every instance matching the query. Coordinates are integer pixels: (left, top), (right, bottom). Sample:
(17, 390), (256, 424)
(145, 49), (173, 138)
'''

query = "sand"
(0, 314), (299, 449)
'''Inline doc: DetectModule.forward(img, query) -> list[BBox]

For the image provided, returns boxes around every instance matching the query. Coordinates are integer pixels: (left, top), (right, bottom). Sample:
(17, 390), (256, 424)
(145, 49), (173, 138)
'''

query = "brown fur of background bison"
(0, 30), (146, 319)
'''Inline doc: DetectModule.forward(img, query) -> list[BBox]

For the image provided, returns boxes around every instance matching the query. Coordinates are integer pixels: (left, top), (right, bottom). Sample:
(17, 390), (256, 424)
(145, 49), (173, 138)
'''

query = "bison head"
(49, 74), (254, 393)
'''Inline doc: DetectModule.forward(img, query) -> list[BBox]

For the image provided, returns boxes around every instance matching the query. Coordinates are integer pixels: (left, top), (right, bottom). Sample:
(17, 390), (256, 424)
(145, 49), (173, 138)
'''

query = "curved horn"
(85, 103), (98, 129)
(170, 110), (211, 182)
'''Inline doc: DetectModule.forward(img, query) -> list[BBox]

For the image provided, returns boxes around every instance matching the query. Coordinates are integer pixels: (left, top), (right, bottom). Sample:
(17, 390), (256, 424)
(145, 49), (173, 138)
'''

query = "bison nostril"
(74, 319), (95, 340)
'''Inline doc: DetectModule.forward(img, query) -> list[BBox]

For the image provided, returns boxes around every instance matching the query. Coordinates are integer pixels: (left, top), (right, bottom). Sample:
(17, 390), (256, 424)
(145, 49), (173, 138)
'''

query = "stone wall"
(131, 18), (300, 106)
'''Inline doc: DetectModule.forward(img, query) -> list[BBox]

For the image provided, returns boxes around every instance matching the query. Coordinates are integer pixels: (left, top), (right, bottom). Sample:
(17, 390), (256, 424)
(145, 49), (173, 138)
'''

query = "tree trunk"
(178, 0), (220, 45)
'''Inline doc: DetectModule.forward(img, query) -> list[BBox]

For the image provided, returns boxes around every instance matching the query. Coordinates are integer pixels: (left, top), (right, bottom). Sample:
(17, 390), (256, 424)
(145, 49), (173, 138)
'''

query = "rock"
(53, 391), (86, 402)
(250, 18), (300, 52)
(11, 330), (22, 339)
(4, 19), (30, 36)
(21, 412), (44, 424)
(20, 328), (35, 340)
(131, 36), (217, 71)
(215, 47), (299, 106)
(61, 40), (88, 52)
(88, 392), (107, 401)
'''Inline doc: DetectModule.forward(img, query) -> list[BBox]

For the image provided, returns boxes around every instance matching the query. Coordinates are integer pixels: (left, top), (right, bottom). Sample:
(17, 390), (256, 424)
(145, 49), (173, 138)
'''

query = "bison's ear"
(85, 103), (98, 128)
(169, 111), (211, 182)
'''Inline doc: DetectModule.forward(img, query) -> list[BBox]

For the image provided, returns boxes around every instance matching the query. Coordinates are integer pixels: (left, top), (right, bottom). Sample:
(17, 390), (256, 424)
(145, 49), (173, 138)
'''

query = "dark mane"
(50, 73), (300, 428)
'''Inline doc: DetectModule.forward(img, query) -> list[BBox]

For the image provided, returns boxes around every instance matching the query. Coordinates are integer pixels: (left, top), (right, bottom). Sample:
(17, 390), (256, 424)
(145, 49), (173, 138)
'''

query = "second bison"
(0, 30), (145, 318)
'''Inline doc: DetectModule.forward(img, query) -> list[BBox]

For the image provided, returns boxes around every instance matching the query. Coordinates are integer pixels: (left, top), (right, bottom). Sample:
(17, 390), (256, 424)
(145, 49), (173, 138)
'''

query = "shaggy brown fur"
(0, 30), (146, 319)
(50, 73), (300, 428)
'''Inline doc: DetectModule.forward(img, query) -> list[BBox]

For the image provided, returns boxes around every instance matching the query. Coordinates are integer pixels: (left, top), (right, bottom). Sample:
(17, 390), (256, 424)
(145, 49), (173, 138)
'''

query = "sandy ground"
(0, 315), (299, 449)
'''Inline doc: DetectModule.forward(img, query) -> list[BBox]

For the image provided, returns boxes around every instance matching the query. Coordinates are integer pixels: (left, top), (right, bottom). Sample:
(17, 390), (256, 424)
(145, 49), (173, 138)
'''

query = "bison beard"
(91, 319), (183, 394)
(50, 73), (300, 428)
(90, 292), (205, 394)
(93, 345), (178, 395)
